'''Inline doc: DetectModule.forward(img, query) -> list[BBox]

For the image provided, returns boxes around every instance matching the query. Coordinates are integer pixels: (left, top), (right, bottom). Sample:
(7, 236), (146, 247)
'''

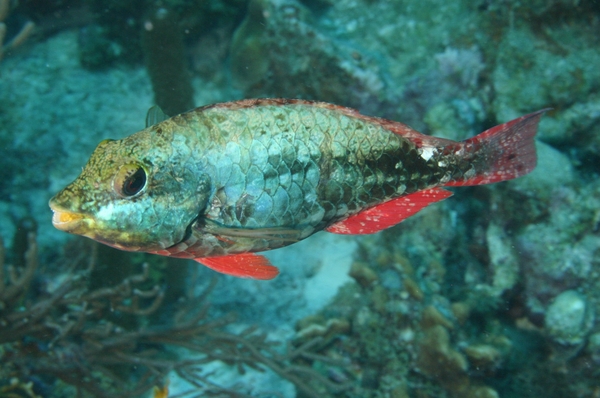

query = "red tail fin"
(445, 109), (550, 187)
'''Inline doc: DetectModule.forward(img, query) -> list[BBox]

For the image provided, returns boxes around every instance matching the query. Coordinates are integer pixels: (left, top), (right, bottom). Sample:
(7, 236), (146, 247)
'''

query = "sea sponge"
(544, 289), (594, 359)
(416, 325), (469, 393)
(349, 261), (379, 287)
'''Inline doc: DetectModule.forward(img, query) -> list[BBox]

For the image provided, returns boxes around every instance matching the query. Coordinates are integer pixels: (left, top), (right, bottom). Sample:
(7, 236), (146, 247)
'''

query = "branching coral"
(0, 233), (167, 396)
(0, 0), (35, 62)
(0, 234), (349, 397)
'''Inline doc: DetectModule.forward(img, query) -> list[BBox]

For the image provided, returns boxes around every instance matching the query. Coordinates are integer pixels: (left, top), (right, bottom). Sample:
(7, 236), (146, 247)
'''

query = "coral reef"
(0, 0), (599, 396)
(230, 0), (394, 115)
(0, 233), (349, 397)
(290, 211), (599, 397)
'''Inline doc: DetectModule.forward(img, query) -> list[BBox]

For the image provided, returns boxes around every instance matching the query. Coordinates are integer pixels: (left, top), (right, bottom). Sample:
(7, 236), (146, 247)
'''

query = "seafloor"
(0, 0), (599, 397)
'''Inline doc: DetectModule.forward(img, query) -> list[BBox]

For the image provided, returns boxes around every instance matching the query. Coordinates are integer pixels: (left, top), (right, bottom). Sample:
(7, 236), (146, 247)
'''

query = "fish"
(49, 99), (547, 280)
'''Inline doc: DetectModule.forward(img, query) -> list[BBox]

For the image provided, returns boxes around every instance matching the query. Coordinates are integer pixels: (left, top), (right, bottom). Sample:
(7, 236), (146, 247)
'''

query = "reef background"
(0, 0), (599, 397)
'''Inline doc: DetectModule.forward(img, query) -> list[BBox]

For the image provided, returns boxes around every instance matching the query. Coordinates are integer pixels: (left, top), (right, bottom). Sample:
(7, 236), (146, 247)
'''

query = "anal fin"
(195, 253), (279, 280)
(326, 188), (453, 235)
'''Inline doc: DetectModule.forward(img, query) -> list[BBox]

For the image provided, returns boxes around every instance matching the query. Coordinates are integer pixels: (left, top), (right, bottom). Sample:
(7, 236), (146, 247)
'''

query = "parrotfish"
(49, 99), (547, 280)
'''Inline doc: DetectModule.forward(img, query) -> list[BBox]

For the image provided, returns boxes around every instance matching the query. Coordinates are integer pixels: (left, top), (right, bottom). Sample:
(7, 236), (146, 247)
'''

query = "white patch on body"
(419, 147), (436, 161)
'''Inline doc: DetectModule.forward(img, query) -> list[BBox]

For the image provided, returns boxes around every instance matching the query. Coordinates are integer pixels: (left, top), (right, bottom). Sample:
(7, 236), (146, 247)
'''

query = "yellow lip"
(50, 202), (86, 232)
(52, 210), (84, 225)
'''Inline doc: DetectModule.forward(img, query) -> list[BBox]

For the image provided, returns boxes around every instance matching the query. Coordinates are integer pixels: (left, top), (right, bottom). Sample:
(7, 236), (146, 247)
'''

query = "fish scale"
(49, 99), (547, 279)
(198, 103), (425, 234)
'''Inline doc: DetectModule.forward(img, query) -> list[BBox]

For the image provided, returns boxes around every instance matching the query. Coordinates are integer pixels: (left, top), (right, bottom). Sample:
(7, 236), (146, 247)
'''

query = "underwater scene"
(1, 0), (599, 397)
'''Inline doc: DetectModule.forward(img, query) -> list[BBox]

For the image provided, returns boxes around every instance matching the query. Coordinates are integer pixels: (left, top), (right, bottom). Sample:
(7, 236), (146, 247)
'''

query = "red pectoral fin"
(195, 253), (279, 280)
(326, 188), (453, 235)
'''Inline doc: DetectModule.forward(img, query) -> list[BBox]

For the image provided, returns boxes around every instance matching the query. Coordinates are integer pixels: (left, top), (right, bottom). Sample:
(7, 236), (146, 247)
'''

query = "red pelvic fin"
(195, 253), (279, 280)
(445, 109), (550, 186)
(326, 188), (453, 235)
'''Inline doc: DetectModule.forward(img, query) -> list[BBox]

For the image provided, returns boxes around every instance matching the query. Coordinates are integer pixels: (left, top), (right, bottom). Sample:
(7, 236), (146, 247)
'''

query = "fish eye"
(113, 163), (147, 198)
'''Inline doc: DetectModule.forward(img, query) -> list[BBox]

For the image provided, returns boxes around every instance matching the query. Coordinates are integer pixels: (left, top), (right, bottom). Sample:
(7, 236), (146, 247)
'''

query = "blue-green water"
(0, 0), (599, 397)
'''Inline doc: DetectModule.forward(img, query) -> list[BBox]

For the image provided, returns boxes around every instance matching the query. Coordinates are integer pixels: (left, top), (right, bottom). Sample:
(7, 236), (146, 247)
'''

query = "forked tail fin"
(445, 109), (550, 187)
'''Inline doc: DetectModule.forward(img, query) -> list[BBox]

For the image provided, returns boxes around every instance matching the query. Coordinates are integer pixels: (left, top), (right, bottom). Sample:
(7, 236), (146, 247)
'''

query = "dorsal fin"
(326, 188), (453, 234)
(145, 105), (170, 128)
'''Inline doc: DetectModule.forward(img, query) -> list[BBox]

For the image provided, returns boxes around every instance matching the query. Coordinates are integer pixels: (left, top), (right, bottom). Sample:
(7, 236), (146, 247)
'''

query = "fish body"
(49, 99), (546, 279)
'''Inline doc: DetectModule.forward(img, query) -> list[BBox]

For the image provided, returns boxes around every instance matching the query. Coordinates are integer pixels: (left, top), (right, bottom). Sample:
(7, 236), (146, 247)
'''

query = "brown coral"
(0, 0), (35, 62)
(0, 233), (351, 397)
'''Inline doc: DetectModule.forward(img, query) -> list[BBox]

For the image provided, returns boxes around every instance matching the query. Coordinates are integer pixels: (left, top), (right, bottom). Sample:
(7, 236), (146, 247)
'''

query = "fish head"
(49, 135), (210, 252)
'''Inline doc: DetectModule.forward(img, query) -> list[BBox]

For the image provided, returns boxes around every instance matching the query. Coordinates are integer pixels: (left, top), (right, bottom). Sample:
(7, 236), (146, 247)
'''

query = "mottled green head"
(49, 129), (210, 252)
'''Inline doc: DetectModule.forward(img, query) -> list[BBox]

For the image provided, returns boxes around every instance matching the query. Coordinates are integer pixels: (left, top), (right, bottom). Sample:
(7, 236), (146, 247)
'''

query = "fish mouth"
(49, 202), (87, 232)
